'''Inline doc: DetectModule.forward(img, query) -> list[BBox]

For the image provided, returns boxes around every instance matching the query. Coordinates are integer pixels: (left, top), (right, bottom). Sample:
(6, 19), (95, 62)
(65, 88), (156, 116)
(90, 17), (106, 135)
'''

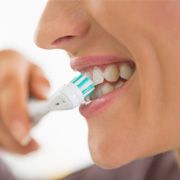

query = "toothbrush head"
(49, 73), (95, 110)
(71, 73), (95, 98)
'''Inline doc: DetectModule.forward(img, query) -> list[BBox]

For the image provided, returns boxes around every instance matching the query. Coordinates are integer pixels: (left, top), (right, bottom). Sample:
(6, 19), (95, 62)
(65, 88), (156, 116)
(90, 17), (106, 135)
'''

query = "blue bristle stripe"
(86, 91), (94, 97)
(82, 84), (94, 95)
(85, 88), (95, 97)
(77, 77), (89, 88)
(71, 74), (83, 84)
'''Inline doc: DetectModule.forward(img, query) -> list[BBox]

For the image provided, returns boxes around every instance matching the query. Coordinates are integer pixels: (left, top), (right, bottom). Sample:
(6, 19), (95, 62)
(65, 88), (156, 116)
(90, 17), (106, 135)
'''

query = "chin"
(88, 134), (138, 169)
(89, 145), (137, 169)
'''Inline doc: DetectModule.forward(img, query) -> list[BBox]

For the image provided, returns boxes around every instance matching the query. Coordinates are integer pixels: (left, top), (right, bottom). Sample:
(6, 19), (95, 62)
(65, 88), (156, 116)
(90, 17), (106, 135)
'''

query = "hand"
(0, 49), (50, 154)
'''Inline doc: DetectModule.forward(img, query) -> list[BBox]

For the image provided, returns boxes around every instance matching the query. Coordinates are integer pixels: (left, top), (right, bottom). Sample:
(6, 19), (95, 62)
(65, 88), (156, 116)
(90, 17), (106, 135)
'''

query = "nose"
(35, 0), (89, 51)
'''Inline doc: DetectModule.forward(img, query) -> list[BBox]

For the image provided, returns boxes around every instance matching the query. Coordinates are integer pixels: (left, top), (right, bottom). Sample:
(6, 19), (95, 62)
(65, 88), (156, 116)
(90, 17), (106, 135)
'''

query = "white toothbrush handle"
(28, 83), (84, 125)
(28, 99), (49, 125)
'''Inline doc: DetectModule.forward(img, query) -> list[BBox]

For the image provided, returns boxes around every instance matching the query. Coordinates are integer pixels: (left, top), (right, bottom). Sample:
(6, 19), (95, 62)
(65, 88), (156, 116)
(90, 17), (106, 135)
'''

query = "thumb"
(29, 64), (50, 100)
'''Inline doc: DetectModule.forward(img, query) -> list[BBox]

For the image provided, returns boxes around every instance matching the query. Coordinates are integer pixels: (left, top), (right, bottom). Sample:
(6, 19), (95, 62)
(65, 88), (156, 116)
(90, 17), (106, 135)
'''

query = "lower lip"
(79, 74), (135, 119)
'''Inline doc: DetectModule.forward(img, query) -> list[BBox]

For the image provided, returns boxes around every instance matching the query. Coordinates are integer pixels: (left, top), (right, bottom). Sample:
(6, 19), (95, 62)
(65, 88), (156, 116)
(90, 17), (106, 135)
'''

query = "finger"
(0, 121), (39, 154)
(1, 137), (39, 155)
(1, 139), (39, 155)
(0, 78), (32, 146)
(29, 64), (50, 100)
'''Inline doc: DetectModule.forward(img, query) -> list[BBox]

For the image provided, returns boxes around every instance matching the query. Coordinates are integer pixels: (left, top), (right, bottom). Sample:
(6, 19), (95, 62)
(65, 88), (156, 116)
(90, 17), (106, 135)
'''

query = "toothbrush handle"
(28, 83), (84, 125)
(28, 93), (73, 125)
(28, 99), (49, 125)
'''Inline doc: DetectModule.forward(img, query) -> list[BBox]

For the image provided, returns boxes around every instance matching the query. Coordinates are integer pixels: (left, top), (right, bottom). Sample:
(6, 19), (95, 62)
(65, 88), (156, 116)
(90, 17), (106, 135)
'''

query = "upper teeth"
(84, 71), (91, 79)
(90, 62), (134, 85)
(119, 63), (134, 80)
(92, 67), (104, 85)
(103, 64), (119, 82)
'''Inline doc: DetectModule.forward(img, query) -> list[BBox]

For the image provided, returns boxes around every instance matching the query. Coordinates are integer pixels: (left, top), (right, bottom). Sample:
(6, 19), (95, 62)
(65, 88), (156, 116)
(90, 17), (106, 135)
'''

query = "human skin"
(0, 50), (49, 154)
(36, 1), (180, 168)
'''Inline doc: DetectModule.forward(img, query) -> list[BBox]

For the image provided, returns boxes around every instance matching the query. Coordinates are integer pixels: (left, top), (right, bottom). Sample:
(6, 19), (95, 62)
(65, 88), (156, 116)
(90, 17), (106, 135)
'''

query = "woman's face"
(36, 1), (180, 168)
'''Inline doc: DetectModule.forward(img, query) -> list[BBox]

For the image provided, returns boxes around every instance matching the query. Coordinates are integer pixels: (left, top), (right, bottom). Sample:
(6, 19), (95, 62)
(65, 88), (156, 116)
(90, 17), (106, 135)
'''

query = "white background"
(0, 0), (93, 179)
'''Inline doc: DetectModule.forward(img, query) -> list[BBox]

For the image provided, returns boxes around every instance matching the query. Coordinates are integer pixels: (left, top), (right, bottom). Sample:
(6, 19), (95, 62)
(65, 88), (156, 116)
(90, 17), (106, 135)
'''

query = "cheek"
(84, 0), (180, 168)
(84, 1), (146, 47)
(85, 2), (177, 46)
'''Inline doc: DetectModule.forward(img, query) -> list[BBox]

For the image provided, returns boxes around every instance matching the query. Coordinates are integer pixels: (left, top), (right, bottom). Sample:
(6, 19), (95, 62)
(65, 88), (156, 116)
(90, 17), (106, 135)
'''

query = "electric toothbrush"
(28, 73), (94, 125)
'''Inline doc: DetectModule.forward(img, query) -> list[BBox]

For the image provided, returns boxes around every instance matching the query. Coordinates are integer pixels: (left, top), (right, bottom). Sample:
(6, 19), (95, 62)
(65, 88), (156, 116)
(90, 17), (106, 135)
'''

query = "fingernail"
(10, 120), (31, 146)
(21, 135), (31, 146)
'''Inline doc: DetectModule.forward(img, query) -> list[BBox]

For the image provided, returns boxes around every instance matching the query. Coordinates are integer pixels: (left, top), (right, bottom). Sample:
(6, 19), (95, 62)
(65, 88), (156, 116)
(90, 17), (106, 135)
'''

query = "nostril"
(52, 35), (75, 47)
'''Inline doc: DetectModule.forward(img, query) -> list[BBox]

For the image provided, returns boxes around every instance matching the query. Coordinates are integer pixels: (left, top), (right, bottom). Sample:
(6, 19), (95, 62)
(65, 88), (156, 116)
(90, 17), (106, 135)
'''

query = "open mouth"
(71, 56), (136, 118)
(82, 61), (135, 101)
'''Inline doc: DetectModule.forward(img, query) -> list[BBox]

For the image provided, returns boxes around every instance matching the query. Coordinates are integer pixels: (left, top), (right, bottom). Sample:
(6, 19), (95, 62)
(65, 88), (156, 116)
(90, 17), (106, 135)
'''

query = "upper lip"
(70, 55), (130, 71)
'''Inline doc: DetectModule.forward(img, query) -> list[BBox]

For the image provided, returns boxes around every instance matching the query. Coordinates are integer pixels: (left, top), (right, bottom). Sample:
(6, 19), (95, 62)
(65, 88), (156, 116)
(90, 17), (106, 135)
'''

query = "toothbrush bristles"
(71, 74), (95, 99)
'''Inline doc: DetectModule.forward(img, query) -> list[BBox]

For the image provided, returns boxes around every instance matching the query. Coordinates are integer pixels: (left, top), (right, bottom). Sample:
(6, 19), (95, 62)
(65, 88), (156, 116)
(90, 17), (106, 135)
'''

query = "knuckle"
(0, 53), (31, 83)
(35, 76), (50, 87)
(0, 72), (24, 90)
(31, 64), (46, 78)
(4, 73), (19, 85)
(31, 63), (41, 71)
(0, 50), (25, 63)
(0, 93), (27, 123)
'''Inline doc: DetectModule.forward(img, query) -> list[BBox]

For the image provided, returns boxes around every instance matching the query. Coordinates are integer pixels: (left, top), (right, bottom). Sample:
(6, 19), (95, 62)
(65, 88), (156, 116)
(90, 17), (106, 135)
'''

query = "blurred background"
(0, 0), (93, 179)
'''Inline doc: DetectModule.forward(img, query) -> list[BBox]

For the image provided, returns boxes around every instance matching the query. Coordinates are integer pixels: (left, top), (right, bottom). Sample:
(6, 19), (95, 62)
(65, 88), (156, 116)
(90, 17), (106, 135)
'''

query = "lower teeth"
(86, 79), (125, 101)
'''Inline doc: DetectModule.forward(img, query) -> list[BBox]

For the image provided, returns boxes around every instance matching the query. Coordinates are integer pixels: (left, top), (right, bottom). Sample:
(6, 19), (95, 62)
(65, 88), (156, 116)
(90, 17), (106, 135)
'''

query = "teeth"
(84, 72), (91, 79)
(83, 62), (135, 101)
(90, 83), (114, 100)
(115, 81), (124, 88)
(90, 92), (98, 100)
(85, 96), (91, 102)
(119, 63), (134, 80)
(103, 64), (119, 82)
(90, 85), (103, 100)
(94, 85), (103, 98)
(92, 67), (104, 85)
(101, 83), (114, 95)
